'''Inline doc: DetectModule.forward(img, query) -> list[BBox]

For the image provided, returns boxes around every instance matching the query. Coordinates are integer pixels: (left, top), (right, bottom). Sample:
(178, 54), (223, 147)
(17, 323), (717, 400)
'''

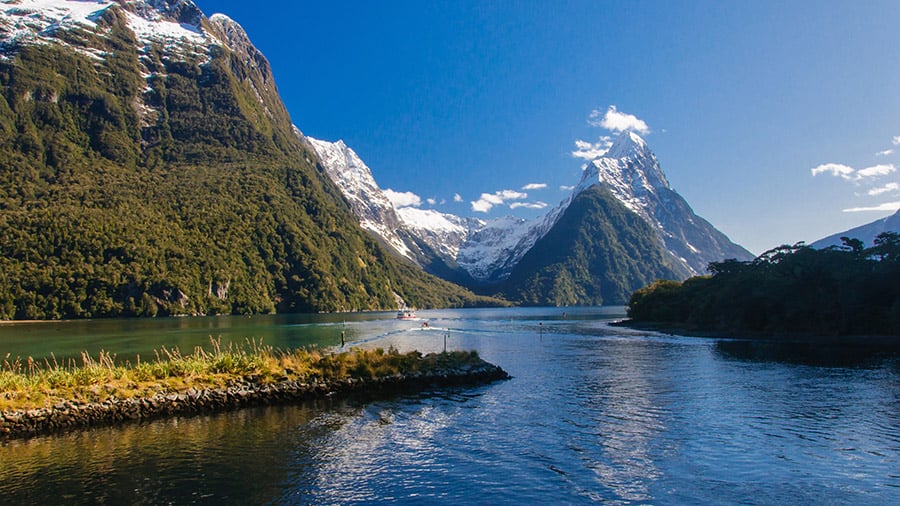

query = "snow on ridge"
(306, 136), (414, 260)
(0, 0), (212, 57)
(124, 9), (204, 45)
(1, 0), (113, 28)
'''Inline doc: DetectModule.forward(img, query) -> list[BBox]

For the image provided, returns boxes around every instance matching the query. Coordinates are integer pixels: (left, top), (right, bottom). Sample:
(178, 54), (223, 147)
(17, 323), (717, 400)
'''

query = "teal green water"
(0, 312), (387, 364)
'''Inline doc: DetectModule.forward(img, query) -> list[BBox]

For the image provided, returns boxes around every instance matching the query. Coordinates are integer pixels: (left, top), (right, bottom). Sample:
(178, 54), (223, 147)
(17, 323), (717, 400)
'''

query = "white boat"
(397, 309), (417, 320)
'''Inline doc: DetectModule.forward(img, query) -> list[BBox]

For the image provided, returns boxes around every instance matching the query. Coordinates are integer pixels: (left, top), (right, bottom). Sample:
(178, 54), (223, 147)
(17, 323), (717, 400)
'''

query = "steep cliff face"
(0, 0), (490, 319)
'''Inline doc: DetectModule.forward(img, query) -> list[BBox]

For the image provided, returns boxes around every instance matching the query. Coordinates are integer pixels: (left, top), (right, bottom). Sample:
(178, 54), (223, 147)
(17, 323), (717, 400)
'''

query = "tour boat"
(397, 309), (417, 320)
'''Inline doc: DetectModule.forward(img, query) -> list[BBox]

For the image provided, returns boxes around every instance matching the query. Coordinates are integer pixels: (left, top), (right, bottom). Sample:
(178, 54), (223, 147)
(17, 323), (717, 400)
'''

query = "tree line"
(627, 233), (900, 336)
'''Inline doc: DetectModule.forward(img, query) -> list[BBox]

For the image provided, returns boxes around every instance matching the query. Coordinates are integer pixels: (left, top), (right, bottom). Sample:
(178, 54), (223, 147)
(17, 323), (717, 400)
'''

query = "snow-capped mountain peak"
(576, 132), (664, 218)
(606, 130), (650, 160)
(567, 131), (751, 274)
(305, 136), (413, 259)
(0, 1), (209, 52)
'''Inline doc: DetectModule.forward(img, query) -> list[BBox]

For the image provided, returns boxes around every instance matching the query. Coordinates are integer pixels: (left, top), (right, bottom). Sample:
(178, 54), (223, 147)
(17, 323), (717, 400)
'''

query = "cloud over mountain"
(588, 105), (649, 134)
(384, 189), (422, 208)
(471, 190), (528, 213)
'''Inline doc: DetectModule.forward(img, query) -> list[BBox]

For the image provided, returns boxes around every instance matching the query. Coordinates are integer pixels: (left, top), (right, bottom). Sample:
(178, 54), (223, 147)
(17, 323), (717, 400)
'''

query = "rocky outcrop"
(0, 358), (509, 440)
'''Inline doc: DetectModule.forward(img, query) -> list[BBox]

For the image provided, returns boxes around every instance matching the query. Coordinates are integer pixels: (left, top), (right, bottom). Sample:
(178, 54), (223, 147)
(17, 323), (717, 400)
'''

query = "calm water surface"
(1, 307), (898, 504)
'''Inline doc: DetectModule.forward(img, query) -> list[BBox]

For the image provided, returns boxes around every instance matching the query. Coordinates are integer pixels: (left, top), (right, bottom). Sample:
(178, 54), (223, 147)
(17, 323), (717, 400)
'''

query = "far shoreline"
(611, 318), (900, 346)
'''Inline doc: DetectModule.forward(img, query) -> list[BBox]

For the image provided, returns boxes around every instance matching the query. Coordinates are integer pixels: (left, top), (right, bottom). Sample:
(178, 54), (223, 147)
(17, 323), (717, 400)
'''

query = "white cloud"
(857, 164), (896, 178)
(453, 193), (463, 202)
(522, 183), (547, 191)
(588, 105), (650, 134)
(426, 198), (437, 206)
(510, 201), (548, 210)
(509, 200), (548, 209)
(810, 163), (855, 180)
(572, 137), (612, 160)
(893, 136), (900, 145)
(383, 189), (422, 208)
(471, 189), (528, 213)
(560, 185), (575, 191)
(868, 182), (900, 196)
(843, 201), (900, 212)
(876, 149), (894, 157)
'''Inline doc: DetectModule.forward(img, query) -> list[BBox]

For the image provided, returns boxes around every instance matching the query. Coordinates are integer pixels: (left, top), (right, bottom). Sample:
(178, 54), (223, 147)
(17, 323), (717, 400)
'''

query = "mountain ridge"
(0, 0), (497, 319)
(811, 209), (900, 249)
(311, 131), (753, 305)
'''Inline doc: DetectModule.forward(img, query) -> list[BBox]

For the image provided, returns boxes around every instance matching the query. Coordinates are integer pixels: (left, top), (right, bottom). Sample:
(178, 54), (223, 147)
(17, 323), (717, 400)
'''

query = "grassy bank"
(0, 339), (490, 413)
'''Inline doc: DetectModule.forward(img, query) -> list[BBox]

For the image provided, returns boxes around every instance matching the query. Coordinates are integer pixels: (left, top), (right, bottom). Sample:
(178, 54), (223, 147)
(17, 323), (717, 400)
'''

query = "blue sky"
(195, 0), (900, 254)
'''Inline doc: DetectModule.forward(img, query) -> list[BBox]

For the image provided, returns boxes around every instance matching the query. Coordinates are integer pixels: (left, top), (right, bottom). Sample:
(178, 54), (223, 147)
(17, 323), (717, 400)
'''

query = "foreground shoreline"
(1, 352), (510, 441)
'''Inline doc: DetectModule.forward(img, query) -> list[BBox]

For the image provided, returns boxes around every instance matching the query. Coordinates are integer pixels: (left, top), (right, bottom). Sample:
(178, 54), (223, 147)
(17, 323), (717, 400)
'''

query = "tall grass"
(0, 339), (482, 412)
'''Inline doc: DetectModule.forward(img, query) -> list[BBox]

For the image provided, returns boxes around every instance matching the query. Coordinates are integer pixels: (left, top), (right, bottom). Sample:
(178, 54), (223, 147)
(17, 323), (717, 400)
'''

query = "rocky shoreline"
(1, 359), (509, 441)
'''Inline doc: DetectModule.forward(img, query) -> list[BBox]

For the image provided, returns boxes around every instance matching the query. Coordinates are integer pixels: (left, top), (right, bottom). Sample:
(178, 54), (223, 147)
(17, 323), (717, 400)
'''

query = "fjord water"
(1, 308), (897, 504)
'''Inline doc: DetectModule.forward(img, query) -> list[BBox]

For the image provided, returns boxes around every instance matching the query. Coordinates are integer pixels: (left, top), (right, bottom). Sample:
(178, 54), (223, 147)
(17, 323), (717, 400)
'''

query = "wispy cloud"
(811, 163), (855, 180)
(572, 137), (612, 160)
(868, 182), (900, 196)
(426, 198), (437, 206)
(471, 189), (527, 213)
(453, 193), (463, 203)
(522, 183), (547, 191)
(560, 185), (575, 191)
(893, 136), (900, 145)
(588, 105), (649, 134)
(857, 164), (896, 178)
(876, 149), (894, 157)
(384, 189), (422, 208)
(510, 201), (548, 210)
(811, 163), (895, 181)
(843, 201), (900, 212)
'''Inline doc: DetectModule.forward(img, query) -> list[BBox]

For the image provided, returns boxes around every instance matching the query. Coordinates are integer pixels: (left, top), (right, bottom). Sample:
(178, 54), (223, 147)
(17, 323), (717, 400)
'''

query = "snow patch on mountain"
(577, 131), (668, 220)
(306, 136), (413, 259)
(0, 0), (206, 53)
(397, 207), (479, 260)
(456, 216), (536, 282)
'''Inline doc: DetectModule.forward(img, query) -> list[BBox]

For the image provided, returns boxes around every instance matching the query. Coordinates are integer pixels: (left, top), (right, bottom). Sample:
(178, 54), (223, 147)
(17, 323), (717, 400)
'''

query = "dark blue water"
(1, 307), (898, 504)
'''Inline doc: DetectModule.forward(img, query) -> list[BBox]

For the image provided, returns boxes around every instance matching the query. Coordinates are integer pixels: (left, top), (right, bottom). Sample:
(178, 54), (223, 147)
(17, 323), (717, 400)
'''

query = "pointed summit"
(606, 130), (650, 160)
(577, 132), (669, 204)
(568, 132), (751, 276)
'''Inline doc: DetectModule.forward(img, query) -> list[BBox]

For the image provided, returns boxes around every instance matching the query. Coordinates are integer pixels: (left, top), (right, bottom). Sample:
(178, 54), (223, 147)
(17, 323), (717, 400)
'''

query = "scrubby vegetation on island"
(0, 339), (493, 413)
(627, 233), (900, 336)
(0, 339), (509, 439)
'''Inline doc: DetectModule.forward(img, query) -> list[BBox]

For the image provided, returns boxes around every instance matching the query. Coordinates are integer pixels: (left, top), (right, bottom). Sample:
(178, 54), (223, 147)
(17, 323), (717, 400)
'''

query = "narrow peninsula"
(0, 342), (509, 440)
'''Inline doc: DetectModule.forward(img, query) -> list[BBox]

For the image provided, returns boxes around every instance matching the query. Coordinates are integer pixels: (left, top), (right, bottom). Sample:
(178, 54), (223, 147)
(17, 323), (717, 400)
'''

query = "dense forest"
(0, 8), (498, 320)
(627, 233), (900, 336)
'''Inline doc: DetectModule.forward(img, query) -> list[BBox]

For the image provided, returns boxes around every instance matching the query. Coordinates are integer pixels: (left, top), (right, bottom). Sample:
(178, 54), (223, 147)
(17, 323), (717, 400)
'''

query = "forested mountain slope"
(0, 1), (494, 319)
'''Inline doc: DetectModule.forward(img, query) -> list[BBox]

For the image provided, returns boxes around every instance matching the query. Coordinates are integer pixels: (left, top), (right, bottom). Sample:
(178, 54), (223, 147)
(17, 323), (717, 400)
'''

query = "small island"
(624, 234), (900, 339)
(0, 341), (509, 440)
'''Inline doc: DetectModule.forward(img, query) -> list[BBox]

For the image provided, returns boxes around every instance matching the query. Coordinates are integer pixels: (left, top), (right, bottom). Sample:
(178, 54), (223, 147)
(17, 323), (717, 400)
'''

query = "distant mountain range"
(811, 209), (900, 249)
(309, 131), (754, 305)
